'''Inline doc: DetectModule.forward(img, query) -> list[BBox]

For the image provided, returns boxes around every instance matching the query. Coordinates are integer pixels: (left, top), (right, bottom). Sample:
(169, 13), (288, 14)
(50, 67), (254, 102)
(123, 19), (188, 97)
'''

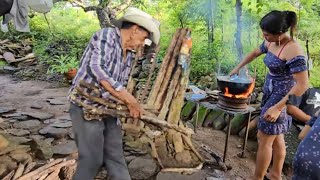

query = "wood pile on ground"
(0, 39), (36, 66)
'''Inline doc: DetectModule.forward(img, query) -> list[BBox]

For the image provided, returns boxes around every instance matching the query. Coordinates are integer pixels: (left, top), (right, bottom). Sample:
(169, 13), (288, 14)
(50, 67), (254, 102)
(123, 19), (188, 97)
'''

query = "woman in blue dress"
(293, 115), (320, 180)
(230, 10), (309, 180)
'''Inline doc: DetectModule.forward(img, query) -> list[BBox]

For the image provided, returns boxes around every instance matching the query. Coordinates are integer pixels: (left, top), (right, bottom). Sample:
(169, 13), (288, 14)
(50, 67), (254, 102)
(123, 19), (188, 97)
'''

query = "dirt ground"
(0, 74), (258, 179)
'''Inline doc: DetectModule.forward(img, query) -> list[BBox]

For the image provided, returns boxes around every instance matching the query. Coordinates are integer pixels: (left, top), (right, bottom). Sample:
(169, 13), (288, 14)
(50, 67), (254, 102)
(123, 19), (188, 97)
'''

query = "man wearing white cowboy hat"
(67, 7), (160, 180)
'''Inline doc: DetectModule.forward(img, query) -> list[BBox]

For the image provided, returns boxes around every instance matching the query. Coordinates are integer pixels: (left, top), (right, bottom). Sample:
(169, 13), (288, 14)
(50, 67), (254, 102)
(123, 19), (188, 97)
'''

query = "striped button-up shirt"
(68, 27), (133, 114)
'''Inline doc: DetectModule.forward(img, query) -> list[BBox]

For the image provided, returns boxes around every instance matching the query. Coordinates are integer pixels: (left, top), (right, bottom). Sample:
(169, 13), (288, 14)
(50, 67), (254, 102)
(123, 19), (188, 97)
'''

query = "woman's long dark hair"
(260, 10), (297, 39)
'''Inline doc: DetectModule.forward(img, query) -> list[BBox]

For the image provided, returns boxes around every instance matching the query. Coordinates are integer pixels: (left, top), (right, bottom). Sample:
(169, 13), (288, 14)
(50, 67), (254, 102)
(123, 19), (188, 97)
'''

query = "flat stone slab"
(22, 112), (54, 120)
(0, 107), (16, 114)
(39, 126), (68, 139)
(24, 90), (42, 96)
(50, 121), (72, 128)
(7, 129), (30, 136)
(13, 120), (41, 129)
(31, 104), (43, 109)
(46, 99), (66, 105)
(156, 171), (207, 180)
(53, 141), (77, 155)
(56, 114), (71, 121)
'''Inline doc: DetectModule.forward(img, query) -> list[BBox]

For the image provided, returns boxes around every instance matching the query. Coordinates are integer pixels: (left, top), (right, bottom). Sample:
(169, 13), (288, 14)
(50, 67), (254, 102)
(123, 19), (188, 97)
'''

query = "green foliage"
(48, 55), (79, 74)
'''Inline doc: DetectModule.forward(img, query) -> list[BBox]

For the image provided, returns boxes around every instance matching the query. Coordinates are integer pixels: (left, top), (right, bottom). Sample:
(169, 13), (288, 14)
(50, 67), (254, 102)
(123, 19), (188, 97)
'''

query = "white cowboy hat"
(113, 7), (161, 45)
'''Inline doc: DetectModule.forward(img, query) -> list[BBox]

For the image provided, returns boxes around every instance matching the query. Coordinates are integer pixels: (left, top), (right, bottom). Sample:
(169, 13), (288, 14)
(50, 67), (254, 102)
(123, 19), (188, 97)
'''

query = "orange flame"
(224, 78), (255, 99)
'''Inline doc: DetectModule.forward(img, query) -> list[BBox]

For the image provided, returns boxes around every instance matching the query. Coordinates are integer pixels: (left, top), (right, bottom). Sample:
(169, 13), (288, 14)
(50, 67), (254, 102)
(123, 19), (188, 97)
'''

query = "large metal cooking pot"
(217, 75), (253, 95)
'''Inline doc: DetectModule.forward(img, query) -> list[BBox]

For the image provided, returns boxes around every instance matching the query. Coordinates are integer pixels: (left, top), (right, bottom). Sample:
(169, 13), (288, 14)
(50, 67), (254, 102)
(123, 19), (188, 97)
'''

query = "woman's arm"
(264, 71), (309, 122)
(230, 48), (263, 76)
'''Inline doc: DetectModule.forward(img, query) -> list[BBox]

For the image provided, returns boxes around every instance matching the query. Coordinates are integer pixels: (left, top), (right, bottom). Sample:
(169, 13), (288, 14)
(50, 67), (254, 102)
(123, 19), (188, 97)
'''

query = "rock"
(156, 170), (207, 180)
(22, 111), (54, 120)
(24, 90), (42, 96)
(0, 164), (6, 177)
(0, 107), (15, 114)
(31, 104), (43, 109)
(2, 112), (29, 121)
(181, 101), (196, 121)
(39, 126), (68, 139)
(1, 65), (20, 73)
(68, 131), (74, 139)
(211, 169), (225, 178)
(125, 156), (136, 163)
(50, 121), (72, 128)
(53, 141), (77, 155)
(0, 122), (10, 129)
(203, 110), (224, 128)
(0, 135), (9, 150)
(0, 117), (4, 123)
(30, 139), (53, 160)
(43, 119), (61, 124)
(9, 149), (32, 162)
(13, 120), (41, 129)
(128, 157), (158, 180)
(7, 129), (30, 136)
(29, 135), (45, 141)
(0, 155), (17, 171)
(192, 105), (209, 127)
(46, 99), (66, 105)
(5, 135), (32, 144)
(56, 114), (71, 121)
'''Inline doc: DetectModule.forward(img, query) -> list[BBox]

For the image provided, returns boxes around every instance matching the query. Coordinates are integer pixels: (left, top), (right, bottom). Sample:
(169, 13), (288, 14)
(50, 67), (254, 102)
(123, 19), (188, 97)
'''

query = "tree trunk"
(207, 0), (214, 56)
(235, 0), (243, 61)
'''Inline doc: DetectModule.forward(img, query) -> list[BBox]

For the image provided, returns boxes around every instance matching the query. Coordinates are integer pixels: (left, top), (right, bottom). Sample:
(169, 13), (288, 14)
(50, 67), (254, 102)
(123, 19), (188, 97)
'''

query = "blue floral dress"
(293, 116), (320, 180)
(258, 41), (307, 135)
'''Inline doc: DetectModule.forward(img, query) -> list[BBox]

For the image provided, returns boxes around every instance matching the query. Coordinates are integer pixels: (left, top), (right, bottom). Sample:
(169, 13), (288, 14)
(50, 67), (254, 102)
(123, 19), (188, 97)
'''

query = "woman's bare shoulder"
(284, 41), (305, 61)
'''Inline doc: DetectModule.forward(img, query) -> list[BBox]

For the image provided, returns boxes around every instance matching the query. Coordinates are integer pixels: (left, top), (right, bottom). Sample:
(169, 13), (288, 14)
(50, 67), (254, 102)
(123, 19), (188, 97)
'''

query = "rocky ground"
(0, 74), (259, 179)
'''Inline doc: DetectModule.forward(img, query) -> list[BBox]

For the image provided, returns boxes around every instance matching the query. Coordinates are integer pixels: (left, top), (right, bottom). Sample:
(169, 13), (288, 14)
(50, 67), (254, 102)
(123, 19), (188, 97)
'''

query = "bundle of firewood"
(2, 158), (76, 180)
(0, 39), (36, 66)
(70, 28), (205, 172)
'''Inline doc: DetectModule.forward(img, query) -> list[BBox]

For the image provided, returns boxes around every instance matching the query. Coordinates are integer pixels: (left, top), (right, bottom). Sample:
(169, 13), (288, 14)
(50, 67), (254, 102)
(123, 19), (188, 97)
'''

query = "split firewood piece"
(72, 98), (194, 136)
(75, 86), (125, 110)
(158, 67), (181, 119)
(201, 144), (227, 171)
(12, 162), (26, 180)
(0, 39), (10, 44)
(25, 159), (76, 180)
(23, 162), (37, 175)
(172, 132), (184, 153)
(38, 173), (49, 180)
(59, 164), (76, 180)
(147, 29), (182, 106)
(127, 54), (140, 94)
(17, 158), (64, 180)
(13, 53), (35, 63)
(150, 141), (164, 168)
(161, 163), (203, 174)
(44, 168), (60, 180)
(154, 29), (187, 110)
(181, 134), (204, 162)
(140, 45), (161, 104)
(3, 170), (15, 180)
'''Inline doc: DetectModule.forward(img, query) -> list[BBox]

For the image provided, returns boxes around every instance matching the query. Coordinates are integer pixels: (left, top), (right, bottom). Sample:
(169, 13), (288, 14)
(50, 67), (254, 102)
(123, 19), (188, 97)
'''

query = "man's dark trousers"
(69, 103), (131, 180)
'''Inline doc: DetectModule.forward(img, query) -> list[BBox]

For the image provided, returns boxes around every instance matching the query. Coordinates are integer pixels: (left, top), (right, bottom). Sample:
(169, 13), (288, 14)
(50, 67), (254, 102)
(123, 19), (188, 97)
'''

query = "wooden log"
(72, 97), (194, 136)
(172, 132), (184, 153)
(181, 134), (204, 162)
(45, 168), (60, 180)
(17, 159), (64, 180)
(59, 164), (76, 180)
(158, 67), (181, 119)
(161, 163), (203, 174)
(127, 53), (140, 94)
(12, 162), (26, 180)
(23, 162), (37, 174)
(147, 29), (182, 106)
(154, 29), (187, 110)
(167, 29), (192, 125)
(140, 45), (161, 104)
(38, 173), (49, 180)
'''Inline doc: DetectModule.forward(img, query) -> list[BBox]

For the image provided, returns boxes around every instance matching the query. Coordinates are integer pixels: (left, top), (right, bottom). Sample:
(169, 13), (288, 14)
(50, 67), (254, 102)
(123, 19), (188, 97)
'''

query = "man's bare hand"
(127, 101), (143, 119)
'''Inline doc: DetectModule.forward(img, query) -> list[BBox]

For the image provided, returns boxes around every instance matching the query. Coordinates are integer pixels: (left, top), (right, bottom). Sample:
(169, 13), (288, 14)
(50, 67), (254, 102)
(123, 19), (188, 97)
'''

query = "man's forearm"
(287, 105), (311, 123)
(100, 80), (137, 105)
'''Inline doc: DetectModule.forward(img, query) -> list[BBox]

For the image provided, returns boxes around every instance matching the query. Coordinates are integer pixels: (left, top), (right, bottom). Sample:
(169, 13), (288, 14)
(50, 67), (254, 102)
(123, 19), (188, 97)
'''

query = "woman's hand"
(229, 67), (240, 77)
(263, 105), (282, 122)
